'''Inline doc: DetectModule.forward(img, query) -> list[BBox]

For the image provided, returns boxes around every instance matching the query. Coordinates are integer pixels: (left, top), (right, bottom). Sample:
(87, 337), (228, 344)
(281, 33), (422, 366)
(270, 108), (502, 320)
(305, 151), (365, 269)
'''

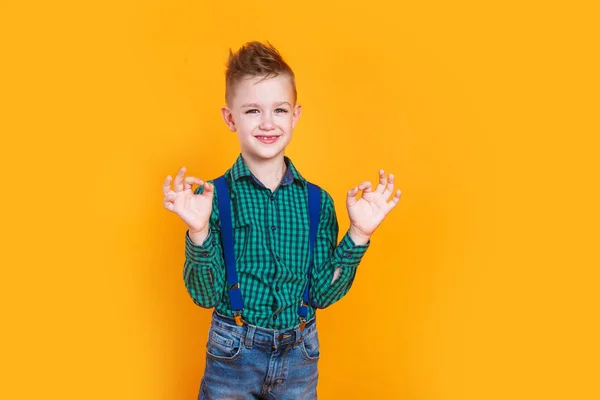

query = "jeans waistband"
(211, 310), (317, 349)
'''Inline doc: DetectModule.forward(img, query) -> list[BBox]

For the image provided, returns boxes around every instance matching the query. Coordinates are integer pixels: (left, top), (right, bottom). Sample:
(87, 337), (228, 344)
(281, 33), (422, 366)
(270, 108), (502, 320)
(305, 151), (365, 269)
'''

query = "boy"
(162, 41), (401, 399)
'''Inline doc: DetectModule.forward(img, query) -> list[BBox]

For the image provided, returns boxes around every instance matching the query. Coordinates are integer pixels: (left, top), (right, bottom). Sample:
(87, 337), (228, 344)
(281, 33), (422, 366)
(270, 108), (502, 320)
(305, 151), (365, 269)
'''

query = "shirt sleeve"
(182, 181), (226, 308)
(309, 188), (370, 308)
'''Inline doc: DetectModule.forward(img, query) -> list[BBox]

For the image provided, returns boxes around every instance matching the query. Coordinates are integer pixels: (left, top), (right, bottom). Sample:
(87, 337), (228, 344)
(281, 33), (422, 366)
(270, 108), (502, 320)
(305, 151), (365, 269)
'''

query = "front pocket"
(300, 330), (320, 361)
(211, 330), (233, 347)
(206, 326), (244, 362)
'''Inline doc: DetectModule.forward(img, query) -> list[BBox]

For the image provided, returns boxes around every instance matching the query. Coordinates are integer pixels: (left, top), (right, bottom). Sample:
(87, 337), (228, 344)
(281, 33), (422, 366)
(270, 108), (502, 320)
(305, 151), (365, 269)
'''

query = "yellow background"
(2, 0), (599, 399)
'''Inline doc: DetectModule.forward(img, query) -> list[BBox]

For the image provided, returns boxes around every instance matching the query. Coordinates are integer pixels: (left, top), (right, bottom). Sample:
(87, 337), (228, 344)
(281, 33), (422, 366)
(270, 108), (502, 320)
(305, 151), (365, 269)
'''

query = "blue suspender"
(213, 175), (321, 330)
(297, 181), (321, 330)
(213, 176), (245, 325)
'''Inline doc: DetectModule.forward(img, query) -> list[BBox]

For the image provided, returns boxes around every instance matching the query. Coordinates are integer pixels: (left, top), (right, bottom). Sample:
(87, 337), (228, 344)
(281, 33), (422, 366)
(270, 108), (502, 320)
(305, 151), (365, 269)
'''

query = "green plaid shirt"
(183, 153), (370, 329)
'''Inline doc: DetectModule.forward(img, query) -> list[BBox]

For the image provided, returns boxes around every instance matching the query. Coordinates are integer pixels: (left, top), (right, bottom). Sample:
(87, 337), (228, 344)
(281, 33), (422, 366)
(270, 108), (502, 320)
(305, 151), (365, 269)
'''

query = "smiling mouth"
(256, 136), (281, 144)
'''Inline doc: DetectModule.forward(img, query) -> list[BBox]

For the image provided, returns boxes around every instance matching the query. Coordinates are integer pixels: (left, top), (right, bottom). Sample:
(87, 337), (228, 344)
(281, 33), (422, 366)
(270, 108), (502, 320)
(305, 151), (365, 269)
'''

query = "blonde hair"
(225, 41), (297, 106)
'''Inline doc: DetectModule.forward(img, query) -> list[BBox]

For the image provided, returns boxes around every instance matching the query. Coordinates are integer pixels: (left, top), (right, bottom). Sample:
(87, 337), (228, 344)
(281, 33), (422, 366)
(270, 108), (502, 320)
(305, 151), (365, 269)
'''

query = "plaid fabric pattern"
(183, 153), (370, 329)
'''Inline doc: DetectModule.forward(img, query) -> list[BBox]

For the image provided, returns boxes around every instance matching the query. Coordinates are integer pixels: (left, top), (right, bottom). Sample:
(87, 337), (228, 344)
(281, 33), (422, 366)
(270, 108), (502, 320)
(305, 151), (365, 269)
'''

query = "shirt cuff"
(185, 228), (217, 264)
(335, 230), (370, 267)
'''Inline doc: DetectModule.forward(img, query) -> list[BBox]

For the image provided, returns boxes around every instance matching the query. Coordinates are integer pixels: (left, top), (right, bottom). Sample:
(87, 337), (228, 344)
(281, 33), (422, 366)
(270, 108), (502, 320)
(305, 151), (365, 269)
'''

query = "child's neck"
(241, 152), (287, 192)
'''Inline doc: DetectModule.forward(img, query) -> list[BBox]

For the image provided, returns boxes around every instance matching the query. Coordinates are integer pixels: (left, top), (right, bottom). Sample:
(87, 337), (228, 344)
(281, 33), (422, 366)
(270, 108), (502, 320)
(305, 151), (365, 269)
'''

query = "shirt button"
(276, 255), (280, 261)
(270, 195), (275, 201)
(344, 252), (352, 259)
(271, 225), (277, 231)
(273, 315), (277, 320)
(200, 251), (210, 258)
(276, 286), (280, 292)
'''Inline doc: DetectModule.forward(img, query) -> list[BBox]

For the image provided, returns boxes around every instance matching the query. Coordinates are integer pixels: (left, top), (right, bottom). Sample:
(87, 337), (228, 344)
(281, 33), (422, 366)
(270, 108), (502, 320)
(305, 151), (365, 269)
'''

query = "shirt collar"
(230, 153), (307, 187)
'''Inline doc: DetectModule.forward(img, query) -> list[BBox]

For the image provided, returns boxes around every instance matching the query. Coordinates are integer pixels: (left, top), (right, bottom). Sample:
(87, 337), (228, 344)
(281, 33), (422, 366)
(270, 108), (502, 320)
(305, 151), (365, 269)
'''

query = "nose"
(259, 113), (275, 131)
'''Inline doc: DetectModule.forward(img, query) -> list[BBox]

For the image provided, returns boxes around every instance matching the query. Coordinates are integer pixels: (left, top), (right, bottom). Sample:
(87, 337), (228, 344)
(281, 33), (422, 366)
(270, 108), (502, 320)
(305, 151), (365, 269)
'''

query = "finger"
(174, 167), (186, 192)
(163, 192), (176, 211)
(162, 175), (172, 197)
(346, 186), (359, 207)
(164, 198), (174, 211)
(184, 176), (203, 191)
(201, 180), (214, 195)
(165, 191), (176, 203)
(356, 180), (370, 191)
(383, 173), (395, 198)
(386, 190), (402, 212)
(375, 169), (387, 193)
(360, 181), (373, 193)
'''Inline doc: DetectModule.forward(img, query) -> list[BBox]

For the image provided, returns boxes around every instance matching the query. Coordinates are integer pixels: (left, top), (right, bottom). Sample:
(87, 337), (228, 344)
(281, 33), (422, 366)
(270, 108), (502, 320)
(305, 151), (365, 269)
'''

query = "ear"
(221, 106), (237, 132)
(292, 103), (302, 129)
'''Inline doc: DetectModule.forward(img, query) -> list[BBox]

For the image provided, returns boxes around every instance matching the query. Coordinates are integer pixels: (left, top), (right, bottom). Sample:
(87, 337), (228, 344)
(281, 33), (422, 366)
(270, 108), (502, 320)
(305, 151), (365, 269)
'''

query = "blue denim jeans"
(198, 310), (320, 399)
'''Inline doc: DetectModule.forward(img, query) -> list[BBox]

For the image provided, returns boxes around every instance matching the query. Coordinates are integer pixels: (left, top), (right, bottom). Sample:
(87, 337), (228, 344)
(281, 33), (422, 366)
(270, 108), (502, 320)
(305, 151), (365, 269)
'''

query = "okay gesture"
(346, 169), (402, 239)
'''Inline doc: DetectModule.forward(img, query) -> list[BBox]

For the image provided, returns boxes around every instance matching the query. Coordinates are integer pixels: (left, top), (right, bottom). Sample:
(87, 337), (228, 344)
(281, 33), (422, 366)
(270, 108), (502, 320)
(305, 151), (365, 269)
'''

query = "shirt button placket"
(268, 190), (283, 327)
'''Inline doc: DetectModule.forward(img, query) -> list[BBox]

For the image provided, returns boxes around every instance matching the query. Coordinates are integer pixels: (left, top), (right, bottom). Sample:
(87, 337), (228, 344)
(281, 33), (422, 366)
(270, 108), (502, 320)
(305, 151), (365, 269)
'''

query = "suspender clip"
(298, 316), (307, 332)
(233, 310), (244, 326)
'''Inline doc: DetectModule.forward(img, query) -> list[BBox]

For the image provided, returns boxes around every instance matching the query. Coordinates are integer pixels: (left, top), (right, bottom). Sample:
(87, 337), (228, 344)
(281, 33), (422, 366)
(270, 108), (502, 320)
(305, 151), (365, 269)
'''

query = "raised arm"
(182, 182), (226, 308)
(162, 168), (226, 308)
(309, 169), (402, 308)
(309, 189), (370, 309)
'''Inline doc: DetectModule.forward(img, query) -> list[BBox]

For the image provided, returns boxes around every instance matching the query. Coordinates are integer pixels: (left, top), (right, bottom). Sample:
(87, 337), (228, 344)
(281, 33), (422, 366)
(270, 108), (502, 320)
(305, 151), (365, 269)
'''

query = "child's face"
(221, 74), (301, 162)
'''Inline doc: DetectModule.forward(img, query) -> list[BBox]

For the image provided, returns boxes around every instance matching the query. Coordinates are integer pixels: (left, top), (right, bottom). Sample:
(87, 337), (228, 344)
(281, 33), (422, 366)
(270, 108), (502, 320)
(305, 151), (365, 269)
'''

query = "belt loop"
(294, 324), (303, 347)
(245, 324), (256, 349)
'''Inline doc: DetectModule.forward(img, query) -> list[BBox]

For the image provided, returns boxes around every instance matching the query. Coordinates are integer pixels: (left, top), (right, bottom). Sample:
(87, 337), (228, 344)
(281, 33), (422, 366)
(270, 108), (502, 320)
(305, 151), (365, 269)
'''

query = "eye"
(245, 109), (259, 114)
(274, 108), (288, 113)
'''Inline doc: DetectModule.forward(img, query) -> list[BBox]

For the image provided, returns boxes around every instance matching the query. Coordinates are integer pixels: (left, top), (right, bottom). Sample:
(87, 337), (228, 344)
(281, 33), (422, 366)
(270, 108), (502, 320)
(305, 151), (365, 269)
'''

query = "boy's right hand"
(162, 167), (214, 235)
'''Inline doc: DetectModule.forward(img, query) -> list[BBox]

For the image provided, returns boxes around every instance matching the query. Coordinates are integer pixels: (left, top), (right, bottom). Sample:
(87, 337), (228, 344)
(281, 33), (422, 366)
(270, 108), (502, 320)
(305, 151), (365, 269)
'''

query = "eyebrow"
(241, 102), (291, 108)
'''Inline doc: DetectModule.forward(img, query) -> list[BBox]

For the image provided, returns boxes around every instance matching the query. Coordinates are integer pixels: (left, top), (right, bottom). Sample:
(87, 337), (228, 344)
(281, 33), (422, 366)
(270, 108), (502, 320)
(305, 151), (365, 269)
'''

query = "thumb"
(346, 186), (358, 208)
(193, 181), (214, 197)
(202, 181), (215, 195)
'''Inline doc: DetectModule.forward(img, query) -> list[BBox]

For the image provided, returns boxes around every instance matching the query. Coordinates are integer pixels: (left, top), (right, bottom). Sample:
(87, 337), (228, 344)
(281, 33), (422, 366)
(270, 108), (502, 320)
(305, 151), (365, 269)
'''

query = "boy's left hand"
(346, 169), (402, 240)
